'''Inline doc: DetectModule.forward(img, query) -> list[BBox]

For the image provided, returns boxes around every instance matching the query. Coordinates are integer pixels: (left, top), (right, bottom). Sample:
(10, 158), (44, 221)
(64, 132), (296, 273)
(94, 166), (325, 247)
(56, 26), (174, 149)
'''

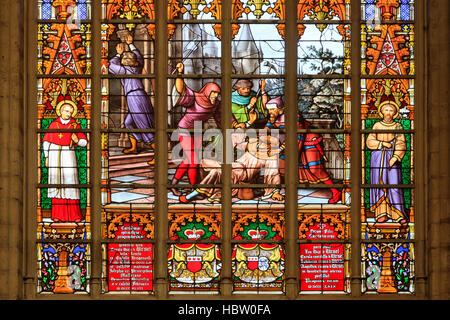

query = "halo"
(56, 100), (78, 118)
(378, 100), (400, 119)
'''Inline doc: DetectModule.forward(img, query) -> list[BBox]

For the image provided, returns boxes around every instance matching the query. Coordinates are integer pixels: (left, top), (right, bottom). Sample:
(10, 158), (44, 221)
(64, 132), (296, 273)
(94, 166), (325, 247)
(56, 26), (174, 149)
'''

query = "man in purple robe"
(109, 34), (155, 159)
(170, 62), (221, 196)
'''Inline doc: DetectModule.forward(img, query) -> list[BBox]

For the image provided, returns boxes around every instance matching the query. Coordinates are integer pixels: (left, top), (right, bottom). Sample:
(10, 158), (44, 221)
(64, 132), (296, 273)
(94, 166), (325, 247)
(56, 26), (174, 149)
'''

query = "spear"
(170, 40), (202, 74)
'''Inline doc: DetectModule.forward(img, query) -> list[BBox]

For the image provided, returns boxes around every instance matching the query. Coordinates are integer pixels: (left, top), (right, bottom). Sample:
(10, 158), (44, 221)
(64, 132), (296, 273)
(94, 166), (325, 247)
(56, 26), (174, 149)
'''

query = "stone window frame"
(21, 0), (430, 299)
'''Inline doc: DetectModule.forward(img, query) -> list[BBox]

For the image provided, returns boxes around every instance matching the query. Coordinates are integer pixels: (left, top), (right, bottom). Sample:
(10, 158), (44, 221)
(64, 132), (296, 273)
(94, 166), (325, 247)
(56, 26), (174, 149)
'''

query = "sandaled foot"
(192, 194), (205, 201)
(123, 148), (138, 154)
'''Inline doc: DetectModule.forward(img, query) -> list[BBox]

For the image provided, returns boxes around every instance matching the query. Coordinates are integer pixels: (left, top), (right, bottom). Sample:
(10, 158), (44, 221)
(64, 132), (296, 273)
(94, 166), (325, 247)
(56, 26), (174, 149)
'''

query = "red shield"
(187, 256), (202, 273)
(247, 256), (259, 271)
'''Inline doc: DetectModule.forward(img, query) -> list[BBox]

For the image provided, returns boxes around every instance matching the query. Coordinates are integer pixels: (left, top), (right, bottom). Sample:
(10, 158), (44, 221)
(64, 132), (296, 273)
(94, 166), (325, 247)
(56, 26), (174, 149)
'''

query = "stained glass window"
(34, 0), (417, 297)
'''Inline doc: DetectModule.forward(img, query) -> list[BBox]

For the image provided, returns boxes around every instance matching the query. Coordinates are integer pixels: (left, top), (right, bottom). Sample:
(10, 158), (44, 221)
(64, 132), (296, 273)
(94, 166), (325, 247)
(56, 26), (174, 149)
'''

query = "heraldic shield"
(168, 244), (221, 284)
(233, 244), (285, 284)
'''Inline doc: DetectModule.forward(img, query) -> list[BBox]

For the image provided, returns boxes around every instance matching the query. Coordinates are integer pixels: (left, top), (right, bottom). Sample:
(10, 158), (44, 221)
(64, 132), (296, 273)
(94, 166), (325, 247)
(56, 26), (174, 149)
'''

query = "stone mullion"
(351, 0), (362, 297)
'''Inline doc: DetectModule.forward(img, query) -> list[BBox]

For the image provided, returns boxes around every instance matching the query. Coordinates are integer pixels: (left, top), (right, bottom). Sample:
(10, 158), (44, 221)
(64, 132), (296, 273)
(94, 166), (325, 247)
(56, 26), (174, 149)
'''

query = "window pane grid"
(98, 0), (157, 295)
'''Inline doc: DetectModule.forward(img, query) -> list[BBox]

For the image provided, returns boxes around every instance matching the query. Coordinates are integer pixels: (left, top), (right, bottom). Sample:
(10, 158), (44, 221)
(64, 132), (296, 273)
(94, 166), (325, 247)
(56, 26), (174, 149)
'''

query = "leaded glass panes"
(99, 0), (156, 294)
(169, 208), (221, 240)
(299, 243), (350, 292)
(232, 244), (285, 293)
(297, 24), (351, 75)
(297, 0), (351, 21)
(298, 209), (351, 292)
(37, 243), (91, 294)
(232, 24), (285, 75)
(38, 78), (92, 127)
(101, 206), (154, 293)
(361, 0), (414, 22)
(229, 0), (286, 294)
(37, 188), (91, 239)
(232, 0), (285, 20)
(168, 0), (222, 21)
(362, 24), (415, 76)
(167, 0), (223, 294)
(102, 243), (154, 292)
(102, 207), (155, 239)
(168, 24), (222, 75)
(38, 23), (92, 75)
(102, 0), (155, 20)
(39, 0), (92, 20)
(297, 0), (352, 294)
(37, 2), (93, 294)
(232, 207), (285, 240)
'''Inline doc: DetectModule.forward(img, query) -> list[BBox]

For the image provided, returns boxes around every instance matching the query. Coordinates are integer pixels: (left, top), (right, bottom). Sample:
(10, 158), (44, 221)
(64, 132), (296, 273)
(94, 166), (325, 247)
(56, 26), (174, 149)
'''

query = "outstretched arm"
(127, 34), (144, 68)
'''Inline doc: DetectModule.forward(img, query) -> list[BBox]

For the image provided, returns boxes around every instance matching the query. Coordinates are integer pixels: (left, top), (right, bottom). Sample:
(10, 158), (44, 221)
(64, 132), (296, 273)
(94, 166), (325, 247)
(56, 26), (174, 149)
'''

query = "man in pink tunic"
(42, 100), (87, 222)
